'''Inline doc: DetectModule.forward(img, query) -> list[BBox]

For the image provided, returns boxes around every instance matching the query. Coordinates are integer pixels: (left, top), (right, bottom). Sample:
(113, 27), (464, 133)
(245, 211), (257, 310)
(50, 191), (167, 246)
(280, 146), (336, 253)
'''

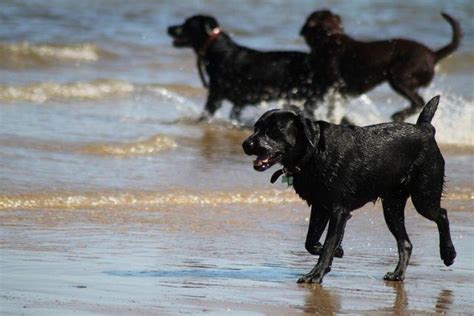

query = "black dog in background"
(243, 95), (456, 284)
(168, 15), (325, 123)
(300, 10), (462, 122)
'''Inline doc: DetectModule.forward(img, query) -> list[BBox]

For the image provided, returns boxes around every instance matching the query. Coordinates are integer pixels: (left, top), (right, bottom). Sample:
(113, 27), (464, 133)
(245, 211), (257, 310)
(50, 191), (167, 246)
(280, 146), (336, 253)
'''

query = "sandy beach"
(1, 181), (473, 315)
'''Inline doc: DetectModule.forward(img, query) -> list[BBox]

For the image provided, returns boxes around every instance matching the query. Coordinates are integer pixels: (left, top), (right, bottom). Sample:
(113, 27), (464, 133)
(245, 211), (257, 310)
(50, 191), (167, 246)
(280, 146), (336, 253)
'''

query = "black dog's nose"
(299, 24), (307, 36)
(242, 138), (254, 155)
(167, 25), (182, 36)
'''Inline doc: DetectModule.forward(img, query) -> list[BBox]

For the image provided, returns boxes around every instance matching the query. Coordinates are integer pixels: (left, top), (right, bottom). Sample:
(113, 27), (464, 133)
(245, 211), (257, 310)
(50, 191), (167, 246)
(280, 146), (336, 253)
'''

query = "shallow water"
(1, 0), (473, 315)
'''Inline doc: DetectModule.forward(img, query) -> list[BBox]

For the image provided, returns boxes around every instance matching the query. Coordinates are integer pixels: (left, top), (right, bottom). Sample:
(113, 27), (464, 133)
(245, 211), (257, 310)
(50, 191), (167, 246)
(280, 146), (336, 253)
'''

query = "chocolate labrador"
(242, 95), (456, 284)
(168, 15), (327, 123)
(300, 10), (462, 122)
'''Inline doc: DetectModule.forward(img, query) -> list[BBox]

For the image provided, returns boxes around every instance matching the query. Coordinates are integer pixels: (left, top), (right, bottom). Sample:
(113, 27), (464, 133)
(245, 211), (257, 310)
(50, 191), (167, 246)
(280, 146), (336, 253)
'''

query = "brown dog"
(300, 10), (462, 122)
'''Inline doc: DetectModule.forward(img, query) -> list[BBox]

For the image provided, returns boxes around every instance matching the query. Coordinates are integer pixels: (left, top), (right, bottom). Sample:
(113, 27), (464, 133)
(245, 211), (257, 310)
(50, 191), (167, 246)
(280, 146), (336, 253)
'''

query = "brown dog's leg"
(298, 209), (350, 284)
(389, 81), (426, 122)
(382, 192), (411, 281)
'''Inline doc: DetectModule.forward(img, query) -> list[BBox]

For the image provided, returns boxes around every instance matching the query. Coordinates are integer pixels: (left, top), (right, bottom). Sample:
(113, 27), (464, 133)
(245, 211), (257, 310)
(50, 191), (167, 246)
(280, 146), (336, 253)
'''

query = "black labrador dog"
(242, 95), (456, 284)
(168, 15), (326, 123)
(300, 10), (461, 122)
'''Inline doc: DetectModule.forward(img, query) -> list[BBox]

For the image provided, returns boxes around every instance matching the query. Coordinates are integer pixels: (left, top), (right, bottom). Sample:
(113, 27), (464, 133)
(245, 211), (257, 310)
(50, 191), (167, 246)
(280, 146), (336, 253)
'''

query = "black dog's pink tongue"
(253, 155), (269, 168)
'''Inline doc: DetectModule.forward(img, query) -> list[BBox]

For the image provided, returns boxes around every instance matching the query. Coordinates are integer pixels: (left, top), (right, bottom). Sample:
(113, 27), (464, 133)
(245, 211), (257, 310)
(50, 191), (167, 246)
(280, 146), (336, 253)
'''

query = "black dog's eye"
(266, 126), (281, 138)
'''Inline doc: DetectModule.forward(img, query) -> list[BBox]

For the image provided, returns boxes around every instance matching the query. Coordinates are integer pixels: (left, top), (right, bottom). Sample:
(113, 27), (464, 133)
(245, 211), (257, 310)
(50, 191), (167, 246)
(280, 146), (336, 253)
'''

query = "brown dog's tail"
(416, 95), (440, 128)
(435, 13), (462, 62)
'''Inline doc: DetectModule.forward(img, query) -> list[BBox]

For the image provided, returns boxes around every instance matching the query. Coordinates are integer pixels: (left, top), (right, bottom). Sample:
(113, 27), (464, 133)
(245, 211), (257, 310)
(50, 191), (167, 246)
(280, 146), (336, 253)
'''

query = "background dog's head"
(242, 110), (319, 172)
(300, 10), (343, 47)
(168, 15), (220, 51)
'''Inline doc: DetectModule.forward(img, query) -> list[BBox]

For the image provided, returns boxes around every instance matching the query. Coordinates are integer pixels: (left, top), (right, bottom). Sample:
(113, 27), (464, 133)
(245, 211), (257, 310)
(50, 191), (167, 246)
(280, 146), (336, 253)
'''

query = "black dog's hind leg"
(298, 209), (351, 284)
(382, 192), (412, 281)
(305, 206), (344, 258)
(410, 172), (456, 266)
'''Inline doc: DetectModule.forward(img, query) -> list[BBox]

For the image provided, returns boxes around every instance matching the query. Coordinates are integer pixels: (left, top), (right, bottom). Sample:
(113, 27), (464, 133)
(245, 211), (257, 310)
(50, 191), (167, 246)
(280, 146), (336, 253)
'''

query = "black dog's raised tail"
(416, 95), (440, 126)
(435, 13), (462, 62)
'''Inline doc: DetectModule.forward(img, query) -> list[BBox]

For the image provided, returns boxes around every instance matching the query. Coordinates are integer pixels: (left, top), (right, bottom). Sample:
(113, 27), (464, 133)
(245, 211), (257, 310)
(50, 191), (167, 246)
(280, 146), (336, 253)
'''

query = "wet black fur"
(300, 10), (462, 122)
(168, 15), (326, 122)
(242, 96), (456, 284)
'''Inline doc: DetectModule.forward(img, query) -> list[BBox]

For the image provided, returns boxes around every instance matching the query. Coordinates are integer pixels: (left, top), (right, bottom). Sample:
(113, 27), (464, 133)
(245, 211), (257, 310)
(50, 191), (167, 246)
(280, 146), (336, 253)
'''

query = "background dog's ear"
(204, 17), (219, 35)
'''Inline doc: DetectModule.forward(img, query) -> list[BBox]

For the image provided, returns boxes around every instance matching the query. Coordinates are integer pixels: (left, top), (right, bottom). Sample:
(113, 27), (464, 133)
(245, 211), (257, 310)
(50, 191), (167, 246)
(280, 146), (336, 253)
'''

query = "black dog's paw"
(334, 246), (344, 258)
(383, 271), (404, 281)
(297, 267), (331, 284)
(441, 245), (456, 266)
(309, 242), (344, 258)
(297, 272), (324, 284)
(197, 112), (212, 123)
(340, 116), (353, 125)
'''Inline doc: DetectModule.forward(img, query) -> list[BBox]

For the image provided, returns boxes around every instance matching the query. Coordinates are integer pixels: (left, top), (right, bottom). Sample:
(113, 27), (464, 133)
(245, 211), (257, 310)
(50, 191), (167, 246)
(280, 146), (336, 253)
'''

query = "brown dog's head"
(242, 110), (319, 172)
(168, 15), (220, 52)
(300, 10), (343, 47)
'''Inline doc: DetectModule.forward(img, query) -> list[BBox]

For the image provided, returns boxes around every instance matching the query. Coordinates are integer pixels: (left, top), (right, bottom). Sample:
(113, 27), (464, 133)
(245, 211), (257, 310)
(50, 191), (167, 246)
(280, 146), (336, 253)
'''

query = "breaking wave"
(80, 134), (177, 156)
(0, 189), (302, 211)
(0, 42), (116, 68)
(0, 79), (135, 103)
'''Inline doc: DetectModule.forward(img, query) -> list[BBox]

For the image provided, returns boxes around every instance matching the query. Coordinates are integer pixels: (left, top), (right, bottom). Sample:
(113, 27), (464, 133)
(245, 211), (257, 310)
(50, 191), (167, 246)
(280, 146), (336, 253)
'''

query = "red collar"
(199, 27), (221, 56)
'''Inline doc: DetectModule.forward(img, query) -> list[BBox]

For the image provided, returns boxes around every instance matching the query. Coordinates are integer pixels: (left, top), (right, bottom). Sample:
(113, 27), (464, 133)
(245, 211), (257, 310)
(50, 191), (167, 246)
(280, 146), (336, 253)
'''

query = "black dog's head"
(242, 110), (319, 172)
(300, 10), (343, 47)
(167, 15), (220, 51)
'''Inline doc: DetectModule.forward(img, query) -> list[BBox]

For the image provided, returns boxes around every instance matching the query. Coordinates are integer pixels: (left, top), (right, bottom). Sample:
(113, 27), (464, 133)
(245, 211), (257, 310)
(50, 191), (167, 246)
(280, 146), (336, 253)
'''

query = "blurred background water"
(0, 0), (472, 204)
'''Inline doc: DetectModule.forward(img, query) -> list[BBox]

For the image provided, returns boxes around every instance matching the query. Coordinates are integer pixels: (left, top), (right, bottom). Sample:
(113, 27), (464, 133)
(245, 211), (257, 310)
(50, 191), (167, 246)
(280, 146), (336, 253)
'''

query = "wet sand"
(1, 190), (472, 315)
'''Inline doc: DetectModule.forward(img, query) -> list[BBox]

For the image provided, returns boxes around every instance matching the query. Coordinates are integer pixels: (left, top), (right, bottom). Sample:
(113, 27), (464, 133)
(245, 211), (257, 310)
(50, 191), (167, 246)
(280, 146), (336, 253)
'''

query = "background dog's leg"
(382, 192), (411, 281)
(410, 174), (457, 267)
(389, 81), (425, 122)
(305, 206), (344, 258)
(298, 209), (350, 284)
(303, 99), (317, 119)
(326, 90), (338, 123)
(230, 104), (244, 123)
(199, 93), (223, 121)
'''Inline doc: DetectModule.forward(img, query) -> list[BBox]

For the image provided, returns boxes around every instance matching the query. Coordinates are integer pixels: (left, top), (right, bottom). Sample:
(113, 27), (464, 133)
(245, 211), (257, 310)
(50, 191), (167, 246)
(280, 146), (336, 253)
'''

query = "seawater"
(0, 0), (472, 207)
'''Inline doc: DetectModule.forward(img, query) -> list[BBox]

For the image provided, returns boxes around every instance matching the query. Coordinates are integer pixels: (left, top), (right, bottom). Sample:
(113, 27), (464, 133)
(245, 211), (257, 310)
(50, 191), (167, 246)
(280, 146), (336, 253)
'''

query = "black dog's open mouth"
(172, 37), (191, 47)
(253, 154), (282, 171)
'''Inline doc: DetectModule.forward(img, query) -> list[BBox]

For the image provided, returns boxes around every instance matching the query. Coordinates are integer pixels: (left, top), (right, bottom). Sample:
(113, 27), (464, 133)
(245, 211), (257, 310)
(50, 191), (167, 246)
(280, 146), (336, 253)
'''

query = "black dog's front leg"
(230, 104), (245, 124)
(298, 209), (351, 284)
(199, 91), (222, 122)
(305, 206), (344, 258)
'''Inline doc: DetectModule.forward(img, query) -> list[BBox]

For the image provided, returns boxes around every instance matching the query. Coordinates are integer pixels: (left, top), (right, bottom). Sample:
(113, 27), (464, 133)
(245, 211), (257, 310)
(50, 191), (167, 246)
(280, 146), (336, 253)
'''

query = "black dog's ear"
(296, 112), (319, 149)
(204, 17), (219, 35)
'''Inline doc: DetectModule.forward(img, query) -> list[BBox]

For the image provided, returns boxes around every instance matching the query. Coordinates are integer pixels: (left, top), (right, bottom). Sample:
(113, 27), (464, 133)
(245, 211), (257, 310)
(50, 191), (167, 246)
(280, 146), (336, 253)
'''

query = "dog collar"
(199, 27), (221, 56)
(270, 135), (318, 184)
